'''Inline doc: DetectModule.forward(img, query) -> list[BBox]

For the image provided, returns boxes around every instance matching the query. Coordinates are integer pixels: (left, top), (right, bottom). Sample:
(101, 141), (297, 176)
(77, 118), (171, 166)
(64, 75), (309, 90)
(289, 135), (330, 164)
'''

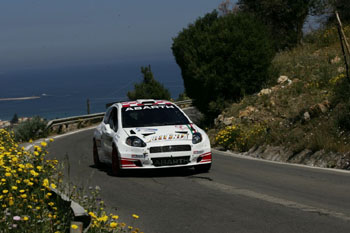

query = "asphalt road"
(48, 128), (350, 233)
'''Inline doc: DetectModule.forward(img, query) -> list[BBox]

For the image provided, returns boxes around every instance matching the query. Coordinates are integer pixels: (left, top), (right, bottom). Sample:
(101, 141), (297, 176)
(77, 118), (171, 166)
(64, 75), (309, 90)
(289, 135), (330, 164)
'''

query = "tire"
(93, 139), (101, 167)
(112, 146), (122, 177)
(194, 163), (211, 173)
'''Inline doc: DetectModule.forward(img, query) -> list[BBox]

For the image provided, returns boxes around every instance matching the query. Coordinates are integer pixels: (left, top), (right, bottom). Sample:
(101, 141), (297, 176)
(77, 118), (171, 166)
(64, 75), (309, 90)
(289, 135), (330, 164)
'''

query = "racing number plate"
(152, 156), (190, 167)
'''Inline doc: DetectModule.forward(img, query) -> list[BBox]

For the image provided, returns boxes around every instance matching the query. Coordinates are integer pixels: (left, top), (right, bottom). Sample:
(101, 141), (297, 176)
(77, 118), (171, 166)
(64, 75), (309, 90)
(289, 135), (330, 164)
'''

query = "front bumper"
(119, 149), (212, 169)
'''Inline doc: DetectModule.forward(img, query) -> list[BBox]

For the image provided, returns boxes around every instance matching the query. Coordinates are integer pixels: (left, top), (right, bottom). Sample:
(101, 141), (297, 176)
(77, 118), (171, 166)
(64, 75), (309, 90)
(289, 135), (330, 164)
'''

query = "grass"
(212, 24), (350, 155)
(0, 129), (142, 233)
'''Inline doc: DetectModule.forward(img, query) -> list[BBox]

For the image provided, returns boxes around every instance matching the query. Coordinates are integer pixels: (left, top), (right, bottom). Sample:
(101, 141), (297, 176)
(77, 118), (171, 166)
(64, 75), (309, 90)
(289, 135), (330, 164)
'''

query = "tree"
(313, 0), (350, 24)
(10, 113), (19, 124)
(237, 0), (315, 50)
(172, 11), (275, 121)
(127, 65), (171, 100)
(332, 0), (350, 23)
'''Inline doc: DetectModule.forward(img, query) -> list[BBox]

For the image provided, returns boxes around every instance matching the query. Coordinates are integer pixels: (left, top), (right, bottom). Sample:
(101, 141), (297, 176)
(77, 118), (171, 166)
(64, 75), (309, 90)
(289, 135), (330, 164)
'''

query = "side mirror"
(105, 124), (112, 132)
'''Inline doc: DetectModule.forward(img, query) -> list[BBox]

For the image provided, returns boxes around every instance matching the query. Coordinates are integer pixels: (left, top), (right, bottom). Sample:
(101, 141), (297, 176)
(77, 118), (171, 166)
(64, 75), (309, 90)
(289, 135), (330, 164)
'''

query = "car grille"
(151, 156), (190, 167)
(149, 145), (191, 153)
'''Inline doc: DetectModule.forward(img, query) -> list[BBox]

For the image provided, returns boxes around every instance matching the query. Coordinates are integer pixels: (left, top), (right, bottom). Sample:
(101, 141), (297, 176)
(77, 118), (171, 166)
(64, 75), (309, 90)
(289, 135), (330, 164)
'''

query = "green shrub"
(172, 11), (275, 121)
(13, 116), (48, 142)
(238, 0), (311, 50)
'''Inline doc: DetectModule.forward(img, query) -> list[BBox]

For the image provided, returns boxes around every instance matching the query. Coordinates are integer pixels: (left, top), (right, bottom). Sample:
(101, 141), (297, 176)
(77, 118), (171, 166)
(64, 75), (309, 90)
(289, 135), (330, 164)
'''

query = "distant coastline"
(0, 96), (40, 101)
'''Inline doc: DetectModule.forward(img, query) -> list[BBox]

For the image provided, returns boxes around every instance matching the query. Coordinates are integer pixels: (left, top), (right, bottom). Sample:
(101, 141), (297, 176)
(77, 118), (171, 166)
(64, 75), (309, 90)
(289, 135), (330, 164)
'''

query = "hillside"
(209, 25), (350, 169)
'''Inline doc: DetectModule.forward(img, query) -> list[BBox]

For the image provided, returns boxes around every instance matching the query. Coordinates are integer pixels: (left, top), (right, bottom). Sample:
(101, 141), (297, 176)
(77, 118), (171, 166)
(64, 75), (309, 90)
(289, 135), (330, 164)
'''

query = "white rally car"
(93, 99), (212, 176)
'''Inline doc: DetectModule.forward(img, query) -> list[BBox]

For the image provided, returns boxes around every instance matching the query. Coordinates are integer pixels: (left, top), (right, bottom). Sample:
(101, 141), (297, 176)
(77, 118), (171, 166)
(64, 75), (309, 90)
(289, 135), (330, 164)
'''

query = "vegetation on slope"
(211, 24), (350, 159)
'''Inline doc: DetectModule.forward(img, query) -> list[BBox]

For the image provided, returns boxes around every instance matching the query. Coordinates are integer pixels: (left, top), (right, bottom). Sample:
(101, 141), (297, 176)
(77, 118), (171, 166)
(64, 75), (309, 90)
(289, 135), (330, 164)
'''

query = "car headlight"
(126, 136), (146, 147)
(192, 132), (202, 144)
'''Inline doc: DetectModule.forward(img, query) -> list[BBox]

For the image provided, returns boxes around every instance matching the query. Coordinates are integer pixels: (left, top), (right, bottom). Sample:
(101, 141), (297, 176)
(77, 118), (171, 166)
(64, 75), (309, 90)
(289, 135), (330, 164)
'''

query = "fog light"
(134, 161), (143, 167)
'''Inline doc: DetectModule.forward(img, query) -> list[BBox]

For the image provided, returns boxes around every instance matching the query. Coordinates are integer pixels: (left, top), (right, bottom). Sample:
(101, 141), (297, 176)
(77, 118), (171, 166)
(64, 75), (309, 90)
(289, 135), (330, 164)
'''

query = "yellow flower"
(20, 194), (27, 198)
(110, 222), (118, 228)
(89, 212), (97, 218)
(112, 215), (119, 220)
(98, 215), (108, 222)
(5, 173), (11, 177)
(132, 214), (139, 219)
(71, 224), (78, 229)
(50, 183), (57, 189)
(43, 179), (49, 187)
(12, 186), (18, 190)
(23, 216), (29, 221)
(30, 170), (39, 177)
(40, 141), (47, 147)
(2, 190), (8, 194)
(49, 138), (54, 142)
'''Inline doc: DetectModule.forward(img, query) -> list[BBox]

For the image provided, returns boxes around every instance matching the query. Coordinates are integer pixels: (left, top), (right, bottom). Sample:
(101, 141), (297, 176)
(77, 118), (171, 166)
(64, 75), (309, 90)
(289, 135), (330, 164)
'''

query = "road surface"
(48, 128), (350, 233)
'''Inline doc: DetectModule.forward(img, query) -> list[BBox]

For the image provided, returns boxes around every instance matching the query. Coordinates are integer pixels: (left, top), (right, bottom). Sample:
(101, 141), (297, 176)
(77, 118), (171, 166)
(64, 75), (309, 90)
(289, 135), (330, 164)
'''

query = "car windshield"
(122, 104), (190, 127)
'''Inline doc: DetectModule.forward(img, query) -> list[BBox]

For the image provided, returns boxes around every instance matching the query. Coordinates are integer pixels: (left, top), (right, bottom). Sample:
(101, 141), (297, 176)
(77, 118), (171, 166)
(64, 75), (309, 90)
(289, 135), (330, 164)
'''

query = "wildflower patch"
(0, 129), (142, 233)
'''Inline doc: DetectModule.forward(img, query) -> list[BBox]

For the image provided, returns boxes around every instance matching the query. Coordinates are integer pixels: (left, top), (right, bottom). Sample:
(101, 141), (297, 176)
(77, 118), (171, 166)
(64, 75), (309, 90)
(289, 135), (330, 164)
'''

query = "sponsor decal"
(135, 128), (158, 132)
(146, 134), (188, 142)
(152, 157), (190, 167)
(131, 154), (145, 159)
(125, 105), (175, 111)
(175, 125), (186, 130)
(193, 150), (204, 155)
(186, 124), (197, 134)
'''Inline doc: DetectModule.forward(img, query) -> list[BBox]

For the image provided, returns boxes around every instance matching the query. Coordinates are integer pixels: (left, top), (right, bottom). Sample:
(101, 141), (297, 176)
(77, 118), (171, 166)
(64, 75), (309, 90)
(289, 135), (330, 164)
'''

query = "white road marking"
(24, 126), (96, 151)
(197, 179), (350, 222)
(213, 149), (350, 175)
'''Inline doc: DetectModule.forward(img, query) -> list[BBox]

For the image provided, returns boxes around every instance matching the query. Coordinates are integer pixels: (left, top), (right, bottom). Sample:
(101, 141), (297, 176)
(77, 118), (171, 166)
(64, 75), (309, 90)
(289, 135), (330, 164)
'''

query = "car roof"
(110, 99), (174, 108)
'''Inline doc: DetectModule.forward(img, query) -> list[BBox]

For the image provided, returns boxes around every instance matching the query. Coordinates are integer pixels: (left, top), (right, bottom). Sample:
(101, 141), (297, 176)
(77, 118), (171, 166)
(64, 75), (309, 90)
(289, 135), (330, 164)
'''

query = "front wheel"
(112, 146), (122, 177)
(194, 164), (211, 173)
(93, 139), (101, 167)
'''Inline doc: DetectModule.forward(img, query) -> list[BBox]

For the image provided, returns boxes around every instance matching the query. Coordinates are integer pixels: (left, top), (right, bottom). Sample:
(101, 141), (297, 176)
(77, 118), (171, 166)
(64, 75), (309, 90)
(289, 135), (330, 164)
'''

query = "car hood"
(123, 124), (198, 143)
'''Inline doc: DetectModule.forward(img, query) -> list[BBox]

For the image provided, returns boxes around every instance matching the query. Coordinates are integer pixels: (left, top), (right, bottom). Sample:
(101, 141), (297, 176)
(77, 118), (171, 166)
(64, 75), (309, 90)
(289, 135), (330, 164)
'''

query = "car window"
(108, 107), (119, 132)
(103, 108), (112, 124)
(122, 104), (190, 128)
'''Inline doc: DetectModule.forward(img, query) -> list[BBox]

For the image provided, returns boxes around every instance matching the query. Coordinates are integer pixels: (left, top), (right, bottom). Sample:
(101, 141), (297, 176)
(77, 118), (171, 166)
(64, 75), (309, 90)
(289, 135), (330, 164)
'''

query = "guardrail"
(46, 99), (193, 134)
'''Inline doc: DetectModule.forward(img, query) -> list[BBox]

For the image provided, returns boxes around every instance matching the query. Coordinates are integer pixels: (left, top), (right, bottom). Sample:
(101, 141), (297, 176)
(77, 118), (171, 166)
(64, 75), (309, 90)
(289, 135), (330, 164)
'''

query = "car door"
(102, 107), (119, 162)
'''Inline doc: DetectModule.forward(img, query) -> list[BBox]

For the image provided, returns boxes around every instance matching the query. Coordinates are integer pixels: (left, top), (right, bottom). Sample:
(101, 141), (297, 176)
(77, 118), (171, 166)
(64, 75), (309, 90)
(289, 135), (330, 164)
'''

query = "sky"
(0, 0), (225, 72)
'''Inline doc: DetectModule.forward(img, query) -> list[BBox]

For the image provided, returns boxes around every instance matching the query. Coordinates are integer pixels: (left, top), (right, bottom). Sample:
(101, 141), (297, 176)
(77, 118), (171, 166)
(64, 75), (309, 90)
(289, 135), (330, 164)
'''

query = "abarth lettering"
(125, 105), (175, 111)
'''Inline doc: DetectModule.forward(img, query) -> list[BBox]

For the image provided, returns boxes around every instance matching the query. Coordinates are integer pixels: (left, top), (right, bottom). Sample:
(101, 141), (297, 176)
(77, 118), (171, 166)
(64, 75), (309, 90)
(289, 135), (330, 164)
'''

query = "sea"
(0, 60), (184, 121)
